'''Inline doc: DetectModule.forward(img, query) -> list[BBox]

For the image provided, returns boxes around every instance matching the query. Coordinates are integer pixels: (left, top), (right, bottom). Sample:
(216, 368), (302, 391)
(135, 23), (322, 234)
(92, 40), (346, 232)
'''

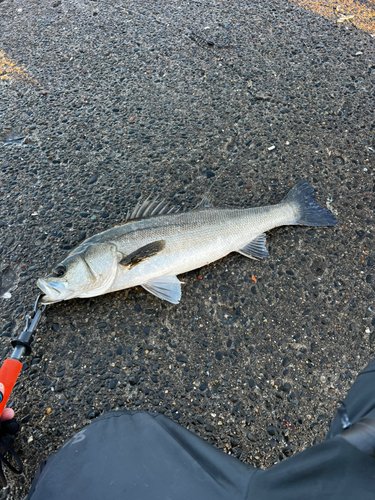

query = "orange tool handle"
(0, 359), (23, 415)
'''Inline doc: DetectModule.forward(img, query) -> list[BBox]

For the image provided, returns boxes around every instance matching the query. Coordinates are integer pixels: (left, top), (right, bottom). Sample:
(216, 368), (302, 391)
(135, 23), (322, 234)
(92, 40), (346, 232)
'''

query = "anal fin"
(238, 233), (269, 260)
(142, 275), (182, 304)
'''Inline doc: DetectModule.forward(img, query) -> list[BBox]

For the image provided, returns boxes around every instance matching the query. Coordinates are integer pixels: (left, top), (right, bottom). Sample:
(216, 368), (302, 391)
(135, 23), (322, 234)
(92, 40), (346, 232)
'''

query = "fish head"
(37, 243), (119, 304)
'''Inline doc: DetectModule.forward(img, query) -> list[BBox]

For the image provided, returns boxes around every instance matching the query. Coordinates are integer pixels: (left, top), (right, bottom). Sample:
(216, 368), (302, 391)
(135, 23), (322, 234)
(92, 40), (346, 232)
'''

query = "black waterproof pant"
(28, 360), (375, 500)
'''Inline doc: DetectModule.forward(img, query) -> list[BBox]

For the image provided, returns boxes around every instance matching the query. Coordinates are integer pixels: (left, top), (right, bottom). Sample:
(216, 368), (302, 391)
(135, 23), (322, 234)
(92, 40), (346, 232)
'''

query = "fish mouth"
(37, 279), (66, 303)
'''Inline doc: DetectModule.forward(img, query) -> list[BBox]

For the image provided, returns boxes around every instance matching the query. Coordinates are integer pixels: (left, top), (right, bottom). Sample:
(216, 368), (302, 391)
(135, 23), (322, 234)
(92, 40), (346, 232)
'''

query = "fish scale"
(112, 206), (290, 286)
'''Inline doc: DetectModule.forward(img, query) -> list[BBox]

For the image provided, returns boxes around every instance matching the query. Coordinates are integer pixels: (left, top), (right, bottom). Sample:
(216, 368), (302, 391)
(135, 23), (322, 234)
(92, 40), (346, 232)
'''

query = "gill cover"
(38, 243), (119, 303)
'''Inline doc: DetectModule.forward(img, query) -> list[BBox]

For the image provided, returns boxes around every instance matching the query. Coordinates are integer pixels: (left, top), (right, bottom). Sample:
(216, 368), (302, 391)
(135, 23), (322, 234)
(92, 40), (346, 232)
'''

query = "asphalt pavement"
(1, 0), (374, 497)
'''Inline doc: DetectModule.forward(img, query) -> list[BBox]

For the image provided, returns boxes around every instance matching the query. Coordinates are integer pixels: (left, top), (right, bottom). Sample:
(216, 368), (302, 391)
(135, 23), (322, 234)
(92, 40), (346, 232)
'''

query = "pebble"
(109, 379), (117, 389)
(86, 409), (100, 419)
(255, 92), (270, 100)
(176, 355), (188, 363)
(2, 321), (12, 331)
(246, 432), (258, 442)
(129, 375), (139, 385)
(5, 237), (15, 246)
(88, 174), (98, 185)
(21, 414), (33, 424)
(1, 347), (10, 359)
(205, 170), (215, 178)
(267, 426), (278, 436)
(280, 383), (291, 393)
(282, 447), (294, 457)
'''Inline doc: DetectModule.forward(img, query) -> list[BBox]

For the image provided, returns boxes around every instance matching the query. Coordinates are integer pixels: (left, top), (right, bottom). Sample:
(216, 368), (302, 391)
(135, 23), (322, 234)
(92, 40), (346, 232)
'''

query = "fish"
(37, 180), (337, 305)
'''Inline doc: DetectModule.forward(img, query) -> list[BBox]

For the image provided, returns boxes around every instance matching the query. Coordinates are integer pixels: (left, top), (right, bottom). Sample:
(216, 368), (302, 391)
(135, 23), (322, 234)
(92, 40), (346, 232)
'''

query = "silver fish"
(37, 181), (337, 305)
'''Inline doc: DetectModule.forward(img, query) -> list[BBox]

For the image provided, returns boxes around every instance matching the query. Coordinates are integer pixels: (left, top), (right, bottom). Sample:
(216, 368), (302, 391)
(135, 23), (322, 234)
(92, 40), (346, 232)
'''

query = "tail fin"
(283, 180), (338, 226)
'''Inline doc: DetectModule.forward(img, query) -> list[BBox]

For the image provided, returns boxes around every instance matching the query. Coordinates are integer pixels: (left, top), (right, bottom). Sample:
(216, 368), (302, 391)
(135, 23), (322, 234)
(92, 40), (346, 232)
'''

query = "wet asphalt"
(0, 0), (375, 497)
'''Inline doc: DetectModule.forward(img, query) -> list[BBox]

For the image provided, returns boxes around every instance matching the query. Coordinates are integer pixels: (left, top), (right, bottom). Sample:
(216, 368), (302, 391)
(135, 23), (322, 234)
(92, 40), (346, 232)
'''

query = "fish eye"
(54, 265), (66, 278)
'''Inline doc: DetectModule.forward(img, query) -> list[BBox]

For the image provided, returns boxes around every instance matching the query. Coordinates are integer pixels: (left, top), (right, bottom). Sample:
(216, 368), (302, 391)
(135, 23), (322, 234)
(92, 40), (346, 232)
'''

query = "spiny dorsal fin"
(196, 193), (213, 209)
(126, 196), (182, 221)
(120, 240), (165, 268)
(195, 168), (220, 209)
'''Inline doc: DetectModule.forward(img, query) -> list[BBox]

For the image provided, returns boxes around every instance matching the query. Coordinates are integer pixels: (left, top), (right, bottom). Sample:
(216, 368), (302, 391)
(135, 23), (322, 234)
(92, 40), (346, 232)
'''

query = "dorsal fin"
(195, 170), (220, 209)
(196, 193), (213, 209)
(126, 196), (182, 222)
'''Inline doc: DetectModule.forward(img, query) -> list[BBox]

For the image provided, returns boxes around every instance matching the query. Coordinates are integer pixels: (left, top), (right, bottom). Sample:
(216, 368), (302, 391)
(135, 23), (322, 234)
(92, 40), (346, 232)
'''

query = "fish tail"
(283, 180), (337, 226)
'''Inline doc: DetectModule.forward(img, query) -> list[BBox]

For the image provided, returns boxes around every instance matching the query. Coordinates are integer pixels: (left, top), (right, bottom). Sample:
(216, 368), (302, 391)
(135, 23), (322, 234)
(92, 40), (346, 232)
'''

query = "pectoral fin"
(238, 233), (269, 260)
(142, 275), (182, 304)
(120, 240), (165, 268)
